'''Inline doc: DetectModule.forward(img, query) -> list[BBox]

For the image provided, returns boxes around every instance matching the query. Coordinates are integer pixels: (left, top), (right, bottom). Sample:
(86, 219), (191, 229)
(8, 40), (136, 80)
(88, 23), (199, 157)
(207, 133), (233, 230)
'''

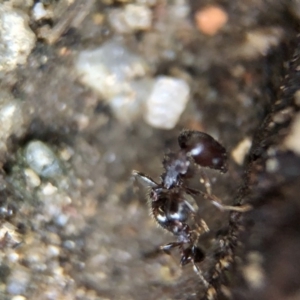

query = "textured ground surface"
(0, 1), (300, 300)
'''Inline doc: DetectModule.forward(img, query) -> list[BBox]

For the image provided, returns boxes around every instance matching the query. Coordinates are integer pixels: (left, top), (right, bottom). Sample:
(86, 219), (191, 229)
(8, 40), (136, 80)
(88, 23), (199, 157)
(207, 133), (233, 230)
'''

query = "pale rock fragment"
(109, 4), (152, 33)
(284, 112), (300, 155)
(144, 76), (190, 129)
(231, 137), (252, 165)
(76, 39), (151, 123)
(0, 4), (36, 72)
(25, 141), (62, 178)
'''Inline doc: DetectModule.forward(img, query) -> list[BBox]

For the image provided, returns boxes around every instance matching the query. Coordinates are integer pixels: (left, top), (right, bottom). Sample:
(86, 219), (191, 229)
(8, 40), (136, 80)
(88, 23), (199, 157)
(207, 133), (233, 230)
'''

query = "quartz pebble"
(32, 2), (53, 21)
(284, 112), (300, 155)
(0, 91), (24, 143)
(144, 76), (190, 129)
(24, 141), (62, 178)
(76, 39), (148, 100)
(109, 4), (152, 33)
(0, 4), (36, 72)
(11, 296), (27, 300)
(76, 39), (151, 123)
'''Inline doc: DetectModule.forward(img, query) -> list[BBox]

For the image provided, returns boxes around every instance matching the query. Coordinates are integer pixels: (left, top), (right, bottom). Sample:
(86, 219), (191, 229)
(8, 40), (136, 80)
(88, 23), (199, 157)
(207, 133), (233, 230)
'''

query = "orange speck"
(195, 5), (228, 36)
(58, 47), (71, 56)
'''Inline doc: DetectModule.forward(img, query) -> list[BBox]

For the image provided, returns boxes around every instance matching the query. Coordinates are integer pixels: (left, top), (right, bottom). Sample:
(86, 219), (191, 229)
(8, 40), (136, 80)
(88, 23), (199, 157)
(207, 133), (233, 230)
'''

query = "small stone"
(284, 112), (300, 155)
(63, 240), (75, 250)
(195, 5), (228, 36)
(76, 39), (151, 123)
(144, 76), (190, 129)
(76, 39), (148, 100)
(47, 245), (60, 258)
(231, 138), (252, 165)
(11, 296), (27, 300)
(24, 168), (41, 188)
(32, 2), (53, 21)
(266, 157), (279, 173)
(109, 4), (152, 33)
(6, 266), (30, 295)
(242, 252), (265, 289)
(236, 27), (283, 59)
(92, 13), (105, 25)
(0, 91), (24, 143)
(55, 213), (69, 226)
(59, 146), (74, 161)
(8, 252), (19, 263)
(41, 182), (57, 196)
(0, 4), (36, 72)
(24, 141), (62, 178)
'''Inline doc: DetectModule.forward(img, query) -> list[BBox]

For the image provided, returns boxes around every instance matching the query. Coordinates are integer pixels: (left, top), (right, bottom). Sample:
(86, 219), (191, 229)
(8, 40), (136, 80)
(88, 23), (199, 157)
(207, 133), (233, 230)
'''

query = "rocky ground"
(0, 1), (300, 300)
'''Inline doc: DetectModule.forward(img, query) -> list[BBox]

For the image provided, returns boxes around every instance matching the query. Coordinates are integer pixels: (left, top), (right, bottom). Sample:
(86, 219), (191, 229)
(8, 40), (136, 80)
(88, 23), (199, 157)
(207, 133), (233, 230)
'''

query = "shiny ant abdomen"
(133, 130), (250, 285)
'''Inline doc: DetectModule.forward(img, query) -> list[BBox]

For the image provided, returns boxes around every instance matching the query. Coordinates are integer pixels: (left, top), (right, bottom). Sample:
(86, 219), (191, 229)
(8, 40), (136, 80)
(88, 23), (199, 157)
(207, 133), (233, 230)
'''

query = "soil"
(0, 1), (300, 300)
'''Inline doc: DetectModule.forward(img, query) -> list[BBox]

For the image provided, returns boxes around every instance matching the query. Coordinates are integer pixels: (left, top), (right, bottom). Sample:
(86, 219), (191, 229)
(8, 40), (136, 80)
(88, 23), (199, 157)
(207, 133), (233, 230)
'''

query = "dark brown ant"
(133, 130), (250, 285)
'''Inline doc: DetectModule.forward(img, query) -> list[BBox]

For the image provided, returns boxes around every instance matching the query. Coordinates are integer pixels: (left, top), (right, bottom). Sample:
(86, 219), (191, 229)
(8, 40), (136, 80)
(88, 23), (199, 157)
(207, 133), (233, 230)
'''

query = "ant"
(133, 130), (250, 285)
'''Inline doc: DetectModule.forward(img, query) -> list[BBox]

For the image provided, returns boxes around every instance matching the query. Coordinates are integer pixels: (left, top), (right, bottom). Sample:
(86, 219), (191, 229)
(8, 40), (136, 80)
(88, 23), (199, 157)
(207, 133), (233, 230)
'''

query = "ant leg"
(186, 186), (251, 212)
(193, 262), (209, 287)
(190, 214), (210, 234)
(160, 242), (182, 255)
(181, 247), (208, 287)
(206, 193), (252, 212)
(191, 246), (208, 287)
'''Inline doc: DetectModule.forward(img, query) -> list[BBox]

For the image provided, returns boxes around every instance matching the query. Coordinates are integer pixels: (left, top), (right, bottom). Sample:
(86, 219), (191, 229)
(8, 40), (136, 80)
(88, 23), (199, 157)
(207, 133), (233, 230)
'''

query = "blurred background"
(0, 0), (300, 299)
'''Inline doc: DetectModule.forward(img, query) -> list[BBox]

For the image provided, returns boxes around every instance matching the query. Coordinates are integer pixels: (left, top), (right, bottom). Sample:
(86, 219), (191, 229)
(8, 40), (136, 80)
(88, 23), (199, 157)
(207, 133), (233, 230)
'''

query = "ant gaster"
(133, 130), (250, 285)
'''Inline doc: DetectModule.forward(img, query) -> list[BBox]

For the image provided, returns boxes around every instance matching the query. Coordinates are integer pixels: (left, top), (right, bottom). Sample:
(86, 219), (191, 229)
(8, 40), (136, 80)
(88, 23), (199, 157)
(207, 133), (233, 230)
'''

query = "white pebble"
(284, 112), (300, 155)
(11, 296), (27, 300)
(109, 78), (154, 123)
(76, 39), (151, 123)
(25, 141), (62, 178)
(144, 76), (190, 129)
(231, 137), (252, 165)
(24, 168), (41, 188)
(8, 252), (20, 263)
(32, 2), (53, 21)
(63, 240), (75, 250)
(41, 182), (57, 195)
(109, 4), (152, 33)
(47, 245), (60, 257)
(55, 213), (69, 226)
(0, 91), (24, 143)
(0, 4), (36, 72)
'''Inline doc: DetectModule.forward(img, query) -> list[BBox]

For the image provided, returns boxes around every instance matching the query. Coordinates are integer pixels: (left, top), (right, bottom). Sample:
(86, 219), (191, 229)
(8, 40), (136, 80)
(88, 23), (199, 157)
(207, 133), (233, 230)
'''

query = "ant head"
(178, 130), (228, 173)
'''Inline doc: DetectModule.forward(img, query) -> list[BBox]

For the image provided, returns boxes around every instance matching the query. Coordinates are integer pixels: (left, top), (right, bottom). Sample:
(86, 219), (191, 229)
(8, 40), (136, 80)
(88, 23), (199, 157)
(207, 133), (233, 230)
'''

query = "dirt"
(0, 1), (300, 300)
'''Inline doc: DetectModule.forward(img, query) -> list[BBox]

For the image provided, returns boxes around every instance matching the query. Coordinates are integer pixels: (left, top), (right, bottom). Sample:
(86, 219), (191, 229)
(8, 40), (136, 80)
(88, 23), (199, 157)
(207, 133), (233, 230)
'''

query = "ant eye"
(149, 189), (157, 201)
(178, 130), (228, 173)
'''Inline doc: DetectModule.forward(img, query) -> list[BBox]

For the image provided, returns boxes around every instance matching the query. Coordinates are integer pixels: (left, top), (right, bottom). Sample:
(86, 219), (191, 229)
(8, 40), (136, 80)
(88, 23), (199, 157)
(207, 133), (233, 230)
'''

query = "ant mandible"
(133, 130), (249, 286)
